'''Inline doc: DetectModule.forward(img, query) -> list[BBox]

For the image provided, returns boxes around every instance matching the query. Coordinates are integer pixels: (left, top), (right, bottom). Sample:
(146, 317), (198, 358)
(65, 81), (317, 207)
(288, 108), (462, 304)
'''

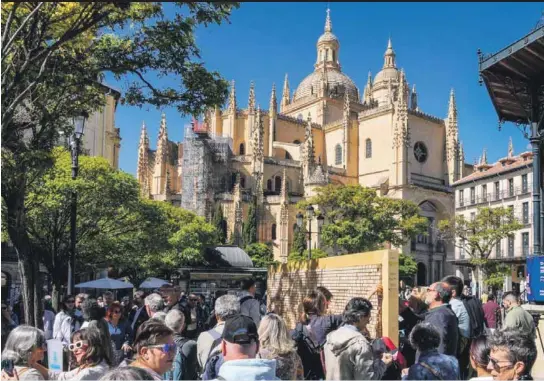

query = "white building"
(452, 140), (532, 292)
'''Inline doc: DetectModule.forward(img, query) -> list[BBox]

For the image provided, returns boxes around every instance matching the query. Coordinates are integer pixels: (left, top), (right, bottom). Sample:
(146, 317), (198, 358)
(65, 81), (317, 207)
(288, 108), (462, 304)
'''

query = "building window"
(271, 224), (277, 240)
(508, 235), (515, 257)
(482, 184), (487, 202)
(459, 189), (464, 207)
(239, 143), (245, 155)
(470, 212), (476, 221)
(523, 202), (529, 224)
(285, 151), (292, 160)
(365, 139), (372, 158)
(275, 176), (282, 192)
(508, 178), (514, 197)
(413, 141), (429, 163)
(470, 187), (475, 204)
(240, 175), (246, 188)
(522, 232), (529, 256)
(267, 179), (272, 191)
(522, 174), (528, 193)
(495, 181), (500, 200)
(335, 144), (342, 165)
(508, 205), (514, 222)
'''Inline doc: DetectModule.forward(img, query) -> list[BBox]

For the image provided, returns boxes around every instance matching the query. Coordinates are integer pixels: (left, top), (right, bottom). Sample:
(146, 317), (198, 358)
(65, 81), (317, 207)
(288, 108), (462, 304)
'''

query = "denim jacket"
(404, 349), (460, 380)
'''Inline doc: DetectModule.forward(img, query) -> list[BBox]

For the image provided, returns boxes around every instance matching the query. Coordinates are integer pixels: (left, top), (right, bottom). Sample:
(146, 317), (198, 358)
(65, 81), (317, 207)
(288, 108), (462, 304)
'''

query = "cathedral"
(136, 10), (472, 284)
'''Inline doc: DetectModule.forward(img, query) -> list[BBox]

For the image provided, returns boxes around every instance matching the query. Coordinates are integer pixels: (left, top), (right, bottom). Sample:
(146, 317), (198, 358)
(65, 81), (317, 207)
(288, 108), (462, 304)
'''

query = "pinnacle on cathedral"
(383, 37), (396, 69)
(281, 74), (290, 111)
(228, 80), (237, 114)
(270, 83), (277, 114)
(248, 81), (255, 114)
(155, 113), (169, 166)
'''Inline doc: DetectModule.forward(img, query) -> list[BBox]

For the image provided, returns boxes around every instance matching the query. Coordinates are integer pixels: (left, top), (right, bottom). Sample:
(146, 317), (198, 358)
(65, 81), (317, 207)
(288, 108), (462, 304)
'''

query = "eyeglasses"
(488, 357), (514, 372)
(146, 343), (177, 354)
(68, 340), (89, 352)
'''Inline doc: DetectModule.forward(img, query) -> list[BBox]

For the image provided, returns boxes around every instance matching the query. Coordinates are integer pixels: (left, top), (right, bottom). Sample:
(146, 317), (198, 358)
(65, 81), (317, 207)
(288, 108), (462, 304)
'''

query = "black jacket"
(424, 304), (459, 356)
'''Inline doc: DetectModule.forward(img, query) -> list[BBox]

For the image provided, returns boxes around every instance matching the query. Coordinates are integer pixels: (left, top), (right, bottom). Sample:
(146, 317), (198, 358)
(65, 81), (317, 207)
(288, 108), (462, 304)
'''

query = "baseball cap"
(222, 314), (259, 345)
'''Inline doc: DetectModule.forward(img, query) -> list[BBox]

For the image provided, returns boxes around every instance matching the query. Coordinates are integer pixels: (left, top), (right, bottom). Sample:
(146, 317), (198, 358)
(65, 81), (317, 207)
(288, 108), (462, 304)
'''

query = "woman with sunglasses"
(53, 295), (80, 348)
(129, 320), (176, 381)
(1, 325), (48, 380)
(486, 328), (536, 380)
(32, 327), (110, 381)
(105, 302), (133, 366)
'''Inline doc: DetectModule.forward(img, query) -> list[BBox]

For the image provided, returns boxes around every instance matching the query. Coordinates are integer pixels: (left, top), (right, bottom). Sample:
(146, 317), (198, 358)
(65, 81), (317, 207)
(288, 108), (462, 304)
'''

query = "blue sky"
(106, 2), (543, 176)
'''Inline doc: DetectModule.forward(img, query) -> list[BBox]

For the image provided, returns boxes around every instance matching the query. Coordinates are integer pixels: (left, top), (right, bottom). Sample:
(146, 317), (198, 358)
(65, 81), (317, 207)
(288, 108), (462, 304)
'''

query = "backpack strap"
(419, 362), (443, 380)
(239, 295), (254, 305)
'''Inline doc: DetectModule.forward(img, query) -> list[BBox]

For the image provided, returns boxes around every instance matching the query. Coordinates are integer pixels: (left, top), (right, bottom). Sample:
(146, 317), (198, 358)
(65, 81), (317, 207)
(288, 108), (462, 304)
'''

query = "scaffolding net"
(181, 124), (232, 219)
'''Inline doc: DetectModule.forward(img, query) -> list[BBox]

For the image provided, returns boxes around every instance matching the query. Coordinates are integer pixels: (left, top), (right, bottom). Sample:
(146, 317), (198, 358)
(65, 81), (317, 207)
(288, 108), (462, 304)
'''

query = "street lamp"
(67, 111), (88, 295)
(306, 205), (314, 260)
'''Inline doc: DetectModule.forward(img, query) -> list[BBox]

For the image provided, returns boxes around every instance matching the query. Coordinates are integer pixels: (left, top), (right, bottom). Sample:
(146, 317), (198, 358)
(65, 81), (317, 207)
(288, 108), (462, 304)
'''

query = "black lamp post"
(67, 112), (87, 295)
(317, 214), (325, 246)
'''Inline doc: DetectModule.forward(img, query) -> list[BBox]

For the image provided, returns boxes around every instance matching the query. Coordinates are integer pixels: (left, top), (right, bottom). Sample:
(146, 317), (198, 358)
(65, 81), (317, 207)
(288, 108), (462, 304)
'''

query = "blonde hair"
(481, 293), (489, 304)
(258, 314), (295, 356)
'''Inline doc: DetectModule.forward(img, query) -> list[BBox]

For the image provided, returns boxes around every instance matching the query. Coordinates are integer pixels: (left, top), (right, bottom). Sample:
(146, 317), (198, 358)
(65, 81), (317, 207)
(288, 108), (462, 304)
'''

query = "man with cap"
(206, 314), (277, 381)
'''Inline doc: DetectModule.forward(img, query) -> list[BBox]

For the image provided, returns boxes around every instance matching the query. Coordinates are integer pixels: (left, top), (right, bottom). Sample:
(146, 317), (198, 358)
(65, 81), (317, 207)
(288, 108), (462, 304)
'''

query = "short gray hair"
(165, 310), (185, 333)
(151, 311), (167, 322)
(215, 295), (240, 320)
(1, 325), (46, 366)
(488, 328), (537, 375)
(145, 293), (164, 312)
(432, 282), (452, 304)
(99, 366), (152, 380)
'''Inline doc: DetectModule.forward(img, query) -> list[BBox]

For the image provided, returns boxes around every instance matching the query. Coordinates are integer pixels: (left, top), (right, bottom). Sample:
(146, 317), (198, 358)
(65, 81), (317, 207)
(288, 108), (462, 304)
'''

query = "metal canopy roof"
(479, 26), (544, 124)
(203, 246), (254, 268)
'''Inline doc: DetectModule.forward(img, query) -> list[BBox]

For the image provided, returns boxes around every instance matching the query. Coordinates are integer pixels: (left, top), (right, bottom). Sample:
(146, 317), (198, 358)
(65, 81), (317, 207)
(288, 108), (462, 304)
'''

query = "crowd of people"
(0, 275), (541, 380)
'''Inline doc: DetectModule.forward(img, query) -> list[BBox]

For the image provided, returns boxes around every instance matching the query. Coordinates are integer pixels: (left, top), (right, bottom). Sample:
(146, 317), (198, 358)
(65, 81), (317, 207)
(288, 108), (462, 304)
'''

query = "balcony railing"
(456, 184), (533, 208)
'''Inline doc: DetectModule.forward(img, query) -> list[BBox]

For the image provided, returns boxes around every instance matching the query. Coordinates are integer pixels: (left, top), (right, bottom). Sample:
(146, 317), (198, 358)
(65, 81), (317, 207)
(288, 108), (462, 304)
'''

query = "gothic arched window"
(267, 179), (272, 191)
(239, 143), (245, 155)
(365, 138), (372, 158)
(335, 144), (342, 165)
(275, 176), (282, 192)
(240, 175), (246, 188)
(272, 224), (277, 240)
(332, 50), (336, 62)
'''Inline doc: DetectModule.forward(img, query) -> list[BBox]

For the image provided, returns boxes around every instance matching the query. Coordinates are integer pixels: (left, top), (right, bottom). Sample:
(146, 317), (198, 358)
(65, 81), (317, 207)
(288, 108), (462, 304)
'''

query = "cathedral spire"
(410, 84), (418, 111)
(383, 38), (396, 69)
(508, 136), (514, 158)
(228, 80), (237, 114)
(281, 74), (290, 111)
(269, 83), (277, 115)
(324, 8), (332, 33)
(248, 81), (255, 115)
(448, 88), (457, 122)
(137, 121), (151, 197)
(398, 69), (408, 105)
(155, 113), (169, 166)
(363, 71), (373, 105)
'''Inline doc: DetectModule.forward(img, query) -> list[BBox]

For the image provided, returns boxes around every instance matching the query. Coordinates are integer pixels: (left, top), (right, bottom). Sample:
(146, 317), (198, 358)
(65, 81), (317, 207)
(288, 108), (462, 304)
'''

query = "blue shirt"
(449, 298), (471, 338)
(405, 349), (460, 380)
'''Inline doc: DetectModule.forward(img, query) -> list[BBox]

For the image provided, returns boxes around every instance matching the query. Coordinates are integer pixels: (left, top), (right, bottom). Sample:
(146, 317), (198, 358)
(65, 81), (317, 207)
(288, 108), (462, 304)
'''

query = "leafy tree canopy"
(299, 184), (427, 254)
(399, 253), (418, 278)
(288, 248), (328, 262)
(245, 243), (276, 268)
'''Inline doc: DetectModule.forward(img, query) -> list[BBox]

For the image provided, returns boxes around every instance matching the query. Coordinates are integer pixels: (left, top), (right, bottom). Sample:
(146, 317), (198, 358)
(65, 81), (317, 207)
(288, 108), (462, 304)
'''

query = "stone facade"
(267, 250), (399, 344)
(137, 10), (472, 278)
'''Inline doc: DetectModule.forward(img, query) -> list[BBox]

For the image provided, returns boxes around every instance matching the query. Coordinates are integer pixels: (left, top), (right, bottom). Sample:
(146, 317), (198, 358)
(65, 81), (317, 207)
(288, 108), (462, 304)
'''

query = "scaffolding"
(181, 123), (232, 219)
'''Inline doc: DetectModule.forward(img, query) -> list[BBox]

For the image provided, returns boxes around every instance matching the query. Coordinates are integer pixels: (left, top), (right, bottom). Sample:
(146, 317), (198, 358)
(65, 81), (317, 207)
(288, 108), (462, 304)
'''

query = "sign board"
(527, 255), (544, 303)
(47, 339), (63, 373)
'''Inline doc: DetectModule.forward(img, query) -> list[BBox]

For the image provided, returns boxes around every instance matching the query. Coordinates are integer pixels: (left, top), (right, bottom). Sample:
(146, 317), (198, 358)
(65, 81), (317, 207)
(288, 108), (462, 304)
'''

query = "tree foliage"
(299, 185), (427, 254)
(212, 203), (227, 244)
(292, 224), (307, 256)
(1, 1), (238, 326)
(399, 253), (418, 278)
(245, 243), (275, 268)
(288, 248), (328, 262)
(438, 206), (523, 291)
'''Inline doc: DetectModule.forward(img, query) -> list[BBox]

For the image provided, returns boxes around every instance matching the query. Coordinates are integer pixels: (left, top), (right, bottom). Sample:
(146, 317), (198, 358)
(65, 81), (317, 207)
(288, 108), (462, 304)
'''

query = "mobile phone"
(1, 359), (15, 377)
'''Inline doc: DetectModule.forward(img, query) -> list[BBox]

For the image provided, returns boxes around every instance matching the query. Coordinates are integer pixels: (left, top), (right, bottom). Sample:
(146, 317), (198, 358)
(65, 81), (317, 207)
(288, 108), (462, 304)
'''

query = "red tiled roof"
(454, 151), (533, 186)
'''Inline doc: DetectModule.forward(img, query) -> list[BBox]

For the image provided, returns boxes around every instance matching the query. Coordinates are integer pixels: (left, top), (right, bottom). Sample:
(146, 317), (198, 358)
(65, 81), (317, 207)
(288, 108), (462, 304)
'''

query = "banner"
(526, 255), (544, 303)
(47, 339), (63, 373)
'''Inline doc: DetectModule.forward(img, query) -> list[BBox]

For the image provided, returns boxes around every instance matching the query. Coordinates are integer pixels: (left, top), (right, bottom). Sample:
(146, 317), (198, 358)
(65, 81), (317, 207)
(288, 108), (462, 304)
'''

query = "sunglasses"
(147, 343), (177, 354)
(111, 310), (121, 314)
(68, 340), (89, 352)
(488, 357), (514, 372)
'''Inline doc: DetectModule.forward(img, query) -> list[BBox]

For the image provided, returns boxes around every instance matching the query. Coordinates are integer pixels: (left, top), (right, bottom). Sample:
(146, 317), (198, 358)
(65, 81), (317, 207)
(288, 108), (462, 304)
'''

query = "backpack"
(165, 337), (193, 381)
(200, 328), (224, 379)
(294, 322), (326, 380)
(202, 353), (224, 380)
(462, 296), (485, 338)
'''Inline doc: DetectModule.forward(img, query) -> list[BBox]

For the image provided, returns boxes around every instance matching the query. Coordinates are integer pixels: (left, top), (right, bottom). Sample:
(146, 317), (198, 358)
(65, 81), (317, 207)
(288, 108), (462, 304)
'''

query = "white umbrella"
(75, 277), (134, 289)
(139, 277), (170, 289)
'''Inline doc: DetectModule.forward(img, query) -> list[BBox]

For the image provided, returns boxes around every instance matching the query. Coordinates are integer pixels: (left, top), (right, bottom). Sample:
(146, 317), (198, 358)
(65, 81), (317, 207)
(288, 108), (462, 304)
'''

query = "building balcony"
(456, 184), (532, 208)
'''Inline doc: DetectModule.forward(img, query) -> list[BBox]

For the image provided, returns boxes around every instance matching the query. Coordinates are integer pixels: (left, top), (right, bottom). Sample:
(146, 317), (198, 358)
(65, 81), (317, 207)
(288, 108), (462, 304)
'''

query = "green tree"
(212, 204), (227, 244)
(288, 248), (328, 262)
(1, 2), (238, 325)
(243, 198), (258, 247)
(399, 253), (418, 278)
(245, 243), (276, 268)
(299, 184), (427, 254)
(292, 225), (307, 256)
(438, 206), (523, 295)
